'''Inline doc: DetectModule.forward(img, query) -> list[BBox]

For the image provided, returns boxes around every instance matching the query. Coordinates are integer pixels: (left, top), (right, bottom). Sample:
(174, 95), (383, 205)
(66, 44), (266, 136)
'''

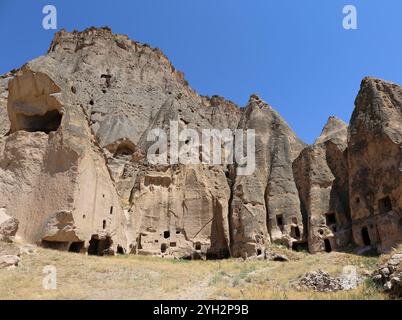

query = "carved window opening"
(16, 109), (62, 133)
(116, 245), (125, 254)
(324, 239), (332, 253)
(326, 213), (337, 225)
(378, 196), (392, 214)
(69, 241), (84, 253)
(88, 235), (113, 256)
(361, 226), (371, 246)
(276, 215), (284, 229)
(291, 226), (301, 239)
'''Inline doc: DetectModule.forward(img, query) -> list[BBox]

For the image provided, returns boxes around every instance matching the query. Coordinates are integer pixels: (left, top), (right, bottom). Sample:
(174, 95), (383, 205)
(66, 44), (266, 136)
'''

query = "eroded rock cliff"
(1, 28), (402, 258)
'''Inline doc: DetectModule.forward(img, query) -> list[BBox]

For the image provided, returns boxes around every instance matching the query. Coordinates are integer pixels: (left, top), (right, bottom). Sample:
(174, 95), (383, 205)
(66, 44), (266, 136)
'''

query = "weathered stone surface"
(230, 95), (306, 258)
(0, 73), (12, 137)
(0, 207), (19, 239)
(298, 270), (342, 292)
(293, 117), (351, 253)
(0, 40), (127, 253)
(372, 251), (402, 296)
(348, 78), (402, 252)
(1, 27), (402, 261)
(0, 255), (20, 269)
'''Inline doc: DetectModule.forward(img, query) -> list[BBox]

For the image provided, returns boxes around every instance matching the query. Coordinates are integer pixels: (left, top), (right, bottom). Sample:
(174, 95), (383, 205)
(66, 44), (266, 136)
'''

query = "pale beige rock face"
(3, 27), (402, 258)
(0, 27), (241, 258)
(0, 65), (126, 253)
(293, 117), (351, 253)
(0, 74), (11, 137)
(230, 95), (306, 258)
(348, 78), (402, 253)
(128, 165), (231, 259)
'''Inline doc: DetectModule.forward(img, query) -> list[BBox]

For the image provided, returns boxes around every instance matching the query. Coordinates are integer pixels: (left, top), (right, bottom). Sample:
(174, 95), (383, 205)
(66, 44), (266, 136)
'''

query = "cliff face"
(230, 95), (306, 258)
(348, 78), (402, 252)
(293, 117), (351, 253)
(0, 27), (402, 257)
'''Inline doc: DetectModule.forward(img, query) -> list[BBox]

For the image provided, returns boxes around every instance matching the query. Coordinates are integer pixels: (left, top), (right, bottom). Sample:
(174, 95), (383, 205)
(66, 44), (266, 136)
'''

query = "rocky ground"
(0, 241), (396, 300)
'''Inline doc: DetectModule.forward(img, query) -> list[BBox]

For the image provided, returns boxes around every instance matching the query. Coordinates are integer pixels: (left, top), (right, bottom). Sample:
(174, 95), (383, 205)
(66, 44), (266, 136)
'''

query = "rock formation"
(0, 27), (402, 258)
(348, 78), (402, 252)
(230, 95), (305, 258)
(293, 117), (351, 253)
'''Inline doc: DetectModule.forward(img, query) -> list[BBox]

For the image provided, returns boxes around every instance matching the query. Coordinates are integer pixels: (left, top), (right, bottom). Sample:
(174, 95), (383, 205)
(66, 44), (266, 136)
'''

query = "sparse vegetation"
(0, 242), (396, 300)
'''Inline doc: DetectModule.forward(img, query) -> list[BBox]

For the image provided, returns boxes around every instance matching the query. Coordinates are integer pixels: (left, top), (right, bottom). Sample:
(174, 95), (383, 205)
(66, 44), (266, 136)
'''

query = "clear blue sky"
(1, 1), (401, 143)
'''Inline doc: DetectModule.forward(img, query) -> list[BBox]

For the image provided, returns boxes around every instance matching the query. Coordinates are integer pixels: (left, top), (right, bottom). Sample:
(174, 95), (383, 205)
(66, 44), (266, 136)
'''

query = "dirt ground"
(0, 241), (392, 300)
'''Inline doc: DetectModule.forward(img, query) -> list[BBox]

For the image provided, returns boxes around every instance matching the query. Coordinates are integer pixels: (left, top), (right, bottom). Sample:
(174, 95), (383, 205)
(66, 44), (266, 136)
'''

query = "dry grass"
(0, 242), (392, 300)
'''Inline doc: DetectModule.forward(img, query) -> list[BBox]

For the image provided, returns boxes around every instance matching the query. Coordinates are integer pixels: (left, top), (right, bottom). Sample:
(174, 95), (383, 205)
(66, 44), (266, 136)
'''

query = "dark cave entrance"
(361, 226), (371, 246)
(88, 235), (113, 256)
(17, 109), (62, 133)
(276, 215), (284, 228)
(378, 196), (392, 214)
(68, 241), (84, 253)
(41, 240), (69, 251)
(325, 213), (337, 225)
(291, 226), (301, 239)
(324, 239), (332, 253)
(113, 142), (135, 158)
(116, 245), (125, 254)
(292, 241), (308, 252)
(206, 248), (230, 260)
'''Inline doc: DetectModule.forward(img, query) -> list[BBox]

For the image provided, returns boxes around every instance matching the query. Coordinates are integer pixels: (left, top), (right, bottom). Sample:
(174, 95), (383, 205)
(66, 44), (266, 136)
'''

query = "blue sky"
(1, 0), (401, 143)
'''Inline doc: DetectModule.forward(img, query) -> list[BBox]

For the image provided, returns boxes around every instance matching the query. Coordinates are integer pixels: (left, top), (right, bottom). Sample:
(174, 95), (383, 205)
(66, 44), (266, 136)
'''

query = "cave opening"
(161, 243), (167, 253)
(361, 226), (371, 246)
(163, 231), (170, 239)
(116, 245), (125, 254)
(206, 248), (230, 260)
(195, 242), (202, 251)
(291, 226), (301, 239)
(276, 215), (283, 227)
(324, 239), (332, 253)
(17, 109), (62, 133)
(41, 240), (69, 251)
(378, 196), (392, 214)
(68, 241), (84, 253)
(292, 241), (308, 252)
(114, 142), (135, 157)
(88, 235), (113, 256)
(326, 213), (337, 225)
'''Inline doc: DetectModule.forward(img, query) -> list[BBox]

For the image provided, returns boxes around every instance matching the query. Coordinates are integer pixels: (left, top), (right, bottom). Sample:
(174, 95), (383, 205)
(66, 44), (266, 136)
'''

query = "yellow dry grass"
(0, 242), (393, 300)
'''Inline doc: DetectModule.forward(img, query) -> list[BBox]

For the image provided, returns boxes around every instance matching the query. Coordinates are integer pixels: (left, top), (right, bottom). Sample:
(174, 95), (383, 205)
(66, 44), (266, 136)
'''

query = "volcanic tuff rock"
(0, 27), (402, 258)
(348, 78), (402, 252)
(293, 116), (351, 253)
(230, 94), (306, 258)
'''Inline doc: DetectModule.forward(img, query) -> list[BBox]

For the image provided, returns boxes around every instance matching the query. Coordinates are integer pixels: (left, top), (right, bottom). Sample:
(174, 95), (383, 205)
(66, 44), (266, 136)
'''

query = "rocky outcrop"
(372, 251), (402, 296)
(230, 95), (306, 258)
(0, 208), (19, 240)
(0, 57), (126, 254)
(1, 27), (402, 260)
(293, 117), (351, 253)
(0, 255), (20, 269)
(348, 78), (402, 253)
